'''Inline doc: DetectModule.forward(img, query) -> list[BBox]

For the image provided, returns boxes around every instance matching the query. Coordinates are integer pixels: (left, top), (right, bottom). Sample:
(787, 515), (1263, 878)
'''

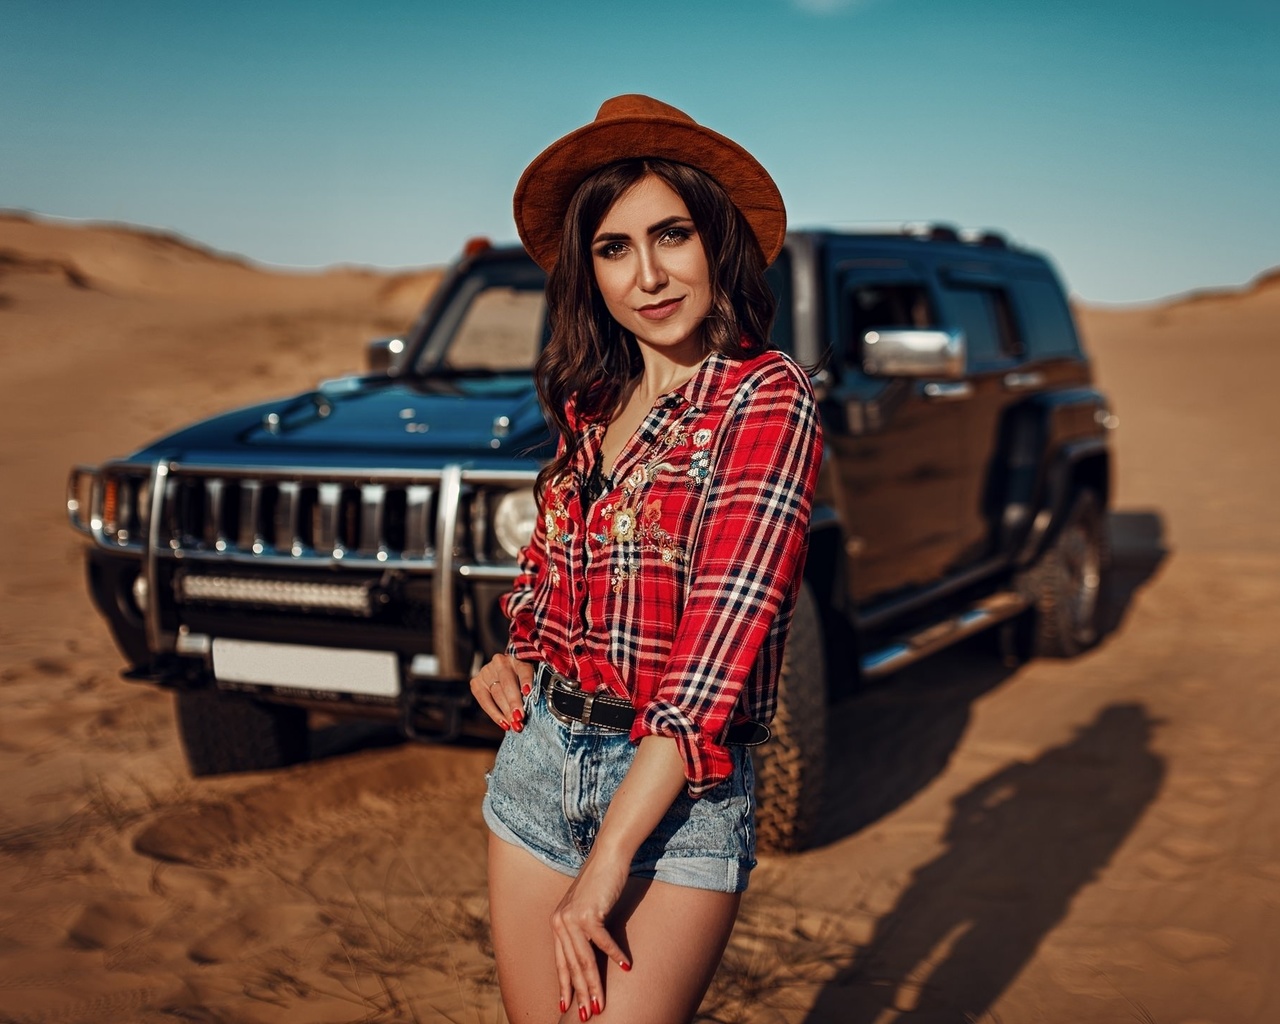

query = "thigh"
(601, 877), (742, 1024)
(488, 831), (574, 1024)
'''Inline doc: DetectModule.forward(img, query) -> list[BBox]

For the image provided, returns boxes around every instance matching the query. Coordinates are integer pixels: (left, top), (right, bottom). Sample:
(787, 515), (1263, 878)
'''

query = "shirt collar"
(672, 350), (733, 415)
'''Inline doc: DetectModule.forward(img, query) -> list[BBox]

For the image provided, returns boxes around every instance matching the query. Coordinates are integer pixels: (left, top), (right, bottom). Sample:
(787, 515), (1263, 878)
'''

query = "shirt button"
(573, 644), (585, 655)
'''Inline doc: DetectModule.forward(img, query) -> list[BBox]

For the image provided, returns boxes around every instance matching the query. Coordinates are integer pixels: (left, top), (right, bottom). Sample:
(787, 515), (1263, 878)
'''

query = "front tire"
(175, 687), (310, 776)
(1018, 488), (1109, 658)
(754, 584), (827, 854)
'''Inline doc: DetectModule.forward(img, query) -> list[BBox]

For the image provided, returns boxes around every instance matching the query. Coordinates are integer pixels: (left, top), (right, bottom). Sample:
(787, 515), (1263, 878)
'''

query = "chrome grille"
(158, 470), (443, 565)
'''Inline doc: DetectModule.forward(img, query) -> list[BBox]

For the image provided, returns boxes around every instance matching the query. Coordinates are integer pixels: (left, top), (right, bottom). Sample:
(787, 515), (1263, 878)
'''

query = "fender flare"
(1015, 436), (1111, 567)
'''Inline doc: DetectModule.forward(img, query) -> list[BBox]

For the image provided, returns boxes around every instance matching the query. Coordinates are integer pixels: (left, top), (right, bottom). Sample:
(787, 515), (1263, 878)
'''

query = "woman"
(470, 95), (822, 1023)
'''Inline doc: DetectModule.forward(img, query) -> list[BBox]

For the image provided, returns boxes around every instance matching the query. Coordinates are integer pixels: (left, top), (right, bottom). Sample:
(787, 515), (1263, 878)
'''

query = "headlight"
(493, 488), (538, 560)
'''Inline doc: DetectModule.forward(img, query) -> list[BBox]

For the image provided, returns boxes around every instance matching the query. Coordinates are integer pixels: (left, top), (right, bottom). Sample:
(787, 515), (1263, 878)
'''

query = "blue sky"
(2, 0), (1276, 303)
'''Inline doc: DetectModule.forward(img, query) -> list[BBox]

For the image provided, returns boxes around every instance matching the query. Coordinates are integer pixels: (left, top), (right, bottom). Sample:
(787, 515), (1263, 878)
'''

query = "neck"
(631, 338), (708, 404)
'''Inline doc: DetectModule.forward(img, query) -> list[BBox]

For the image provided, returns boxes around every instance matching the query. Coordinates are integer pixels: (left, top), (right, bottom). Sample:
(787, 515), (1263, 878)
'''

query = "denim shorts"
(482, 672), (756, 894)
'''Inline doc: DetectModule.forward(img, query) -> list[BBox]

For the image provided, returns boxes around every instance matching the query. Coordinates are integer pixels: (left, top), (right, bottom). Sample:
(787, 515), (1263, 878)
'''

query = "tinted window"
(944, 286), (1023, 364)
(1015, 278), (1079, 358)
(765, 251), (795, 355)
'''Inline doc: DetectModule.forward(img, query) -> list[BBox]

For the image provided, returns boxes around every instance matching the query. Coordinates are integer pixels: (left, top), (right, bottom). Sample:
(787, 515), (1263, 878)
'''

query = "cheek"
(593, 262), (630, 316)
(676, 252), (713, 313)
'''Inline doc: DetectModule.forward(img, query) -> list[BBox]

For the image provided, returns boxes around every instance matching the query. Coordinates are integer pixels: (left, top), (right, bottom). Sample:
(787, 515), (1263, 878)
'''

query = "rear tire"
(1018, 488), (1109, 658)
(754, 584), (827, 854)
(175, 687), (310, 776)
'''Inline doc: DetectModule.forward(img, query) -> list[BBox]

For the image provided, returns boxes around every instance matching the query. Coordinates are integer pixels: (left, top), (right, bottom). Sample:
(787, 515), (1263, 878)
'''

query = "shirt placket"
(572, 398), (683, 691)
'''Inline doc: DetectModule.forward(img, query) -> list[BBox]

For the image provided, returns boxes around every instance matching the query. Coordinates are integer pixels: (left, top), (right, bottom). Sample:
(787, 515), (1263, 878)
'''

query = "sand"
(1, 210), (1278, 1023)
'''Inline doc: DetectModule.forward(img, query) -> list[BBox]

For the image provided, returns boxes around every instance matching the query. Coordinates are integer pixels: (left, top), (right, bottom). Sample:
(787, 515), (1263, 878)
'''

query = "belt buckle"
(542, 664), (581, 728)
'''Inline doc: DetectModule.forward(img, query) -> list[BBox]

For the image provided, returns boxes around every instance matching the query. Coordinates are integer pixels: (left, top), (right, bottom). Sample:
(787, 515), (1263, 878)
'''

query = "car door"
(935, 267), (1035, 566)
(818, 265), (966, 606)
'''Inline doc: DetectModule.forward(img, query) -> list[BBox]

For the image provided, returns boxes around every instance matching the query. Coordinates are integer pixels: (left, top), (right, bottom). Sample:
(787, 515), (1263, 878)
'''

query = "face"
(591, 174), (713, 364)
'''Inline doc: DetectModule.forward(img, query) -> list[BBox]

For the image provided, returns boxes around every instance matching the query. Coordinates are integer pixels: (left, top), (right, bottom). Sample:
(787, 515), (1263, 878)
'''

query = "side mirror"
(809, 365), (833, 400)
(862, 328), (965, 379)
(366, 336), (407, 375)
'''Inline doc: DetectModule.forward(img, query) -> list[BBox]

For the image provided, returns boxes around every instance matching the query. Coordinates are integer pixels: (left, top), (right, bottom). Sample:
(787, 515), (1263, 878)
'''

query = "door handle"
(1003, 371), (1045, 391)
(923, 381), (973, 401)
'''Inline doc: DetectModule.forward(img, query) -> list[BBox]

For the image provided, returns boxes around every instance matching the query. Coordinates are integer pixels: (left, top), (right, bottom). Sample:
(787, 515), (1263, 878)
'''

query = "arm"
(475, 452), (557, 730)
(632, 357), (823, 794)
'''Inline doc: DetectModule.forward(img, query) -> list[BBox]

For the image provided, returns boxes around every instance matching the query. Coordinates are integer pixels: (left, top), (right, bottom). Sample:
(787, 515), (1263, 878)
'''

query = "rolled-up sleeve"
(502, 495), (548, 661)
(502, 430), (566, 660)
(631, 358), (822, 795)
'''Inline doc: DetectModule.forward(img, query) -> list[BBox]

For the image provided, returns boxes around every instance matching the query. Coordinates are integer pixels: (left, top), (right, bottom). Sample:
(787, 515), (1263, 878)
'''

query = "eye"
(659, 227), (693, 245)
(594, 241), (628, 260)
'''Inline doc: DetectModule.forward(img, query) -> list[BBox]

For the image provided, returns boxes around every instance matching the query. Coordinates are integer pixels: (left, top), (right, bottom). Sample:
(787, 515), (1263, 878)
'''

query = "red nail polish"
(559, 999), (568, 1014)
(620, 959), (631, 972)
(591, 997), (602, 1015)
(579, 1006), (588, 1022)
(513, 721), (523, 732)
(512, 708), (524, 723)
(522, 683), (532, 695)
(499, 720), (509, 731)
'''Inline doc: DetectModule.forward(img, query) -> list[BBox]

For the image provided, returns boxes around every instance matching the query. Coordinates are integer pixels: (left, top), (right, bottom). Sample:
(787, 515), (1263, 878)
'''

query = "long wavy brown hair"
(534, 158), (777, 498)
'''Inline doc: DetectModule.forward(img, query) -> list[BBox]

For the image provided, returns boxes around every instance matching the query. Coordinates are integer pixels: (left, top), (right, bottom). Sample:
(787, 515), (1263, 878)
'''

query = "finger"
(513, 657), (535, 696)
(585, 918), (629, 975)
(486, 657), (526, 732)
(553, 936), (573, 1019)
(468, 664), (511, 730)
(469, 679), (509, 730)
(553, 917), (596, 1021)
(566, 924), (604, 1018)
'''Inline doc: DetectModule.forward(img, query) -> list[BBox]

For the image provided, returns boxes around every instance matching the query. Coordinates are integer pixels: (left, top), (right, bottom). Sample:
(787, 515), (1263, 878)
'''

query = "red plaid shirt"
(502, 349), (822, 795)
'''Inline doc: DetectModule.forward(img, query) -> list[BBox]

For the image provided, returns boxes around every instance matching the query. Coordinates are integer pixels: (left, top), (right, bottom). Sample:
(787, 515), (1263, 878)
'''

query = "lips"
(636, 297), (684, 321)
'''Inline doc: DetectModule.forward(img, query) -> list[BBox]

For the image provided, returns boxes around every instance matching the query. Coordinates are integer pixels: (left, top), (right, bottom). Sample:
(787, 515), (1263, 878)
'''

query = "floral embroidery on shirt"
(590, 417), (720, 590)
(601, 497), (687, 591)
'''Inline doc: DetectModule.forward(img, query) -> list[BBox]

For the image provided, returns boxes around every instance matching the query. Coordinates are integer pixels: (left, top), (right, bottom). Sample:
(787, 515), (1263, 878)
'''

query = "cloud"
(784, 0), (869, 14)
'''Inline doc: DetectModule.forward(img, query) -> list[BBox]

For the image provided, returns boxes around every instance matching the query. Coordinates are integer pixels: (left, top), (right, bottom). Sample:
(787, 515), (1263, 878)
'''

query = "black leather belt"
(535, 663), (771, 747)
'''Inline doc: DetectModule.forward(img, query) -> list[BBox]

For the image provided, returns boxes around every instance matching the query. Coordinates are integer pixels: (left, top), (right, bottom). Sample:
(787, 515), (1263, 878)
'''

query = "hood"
(129, 373), (553, 466)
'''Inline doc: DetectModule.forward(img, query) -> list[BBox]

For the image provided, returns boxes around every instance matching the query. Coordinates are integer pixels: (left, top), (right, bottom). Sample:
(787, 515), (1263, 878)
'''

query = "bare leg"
(488, 831), (741, 1024)
(488, 832), (575, 1024)
(600, 877), (741, 1024)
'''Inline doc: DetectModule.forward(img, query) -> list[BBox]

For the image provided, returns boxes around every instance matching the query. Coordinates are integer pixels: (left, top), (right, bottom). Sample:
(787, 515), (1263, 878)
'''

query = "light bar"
(177, 575), (374, 616)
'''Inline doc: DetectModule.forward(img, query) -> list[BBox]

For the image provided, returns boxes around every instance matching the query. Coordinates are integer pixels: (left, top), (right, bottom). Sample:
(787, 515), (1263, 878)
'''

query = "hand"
(551, 855), (632, 1020)
(469, 654), (533, 732)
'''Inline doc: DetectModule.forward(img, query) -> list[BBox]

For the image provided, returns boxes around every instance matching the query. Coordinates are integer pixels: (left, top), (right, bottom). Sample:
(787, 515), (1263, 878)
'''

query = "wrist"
(586, 832), (636, 873)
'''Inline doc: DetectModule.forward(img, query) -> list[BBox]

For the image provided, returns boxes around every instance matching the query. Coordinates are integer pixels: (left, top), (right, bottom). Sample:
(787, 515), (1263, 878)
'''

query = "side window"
(1014, 278), (1080, 359)
(765, 251), (795, 355)
(844, 282), (936, 372)
(943, 285), (1024, 365)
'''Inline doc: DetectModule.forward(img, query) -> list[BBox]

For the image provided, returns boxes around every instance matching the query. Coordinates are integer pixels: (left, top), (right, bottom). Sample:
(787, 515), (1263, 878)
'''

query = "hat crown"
(594, 94), (693, 125)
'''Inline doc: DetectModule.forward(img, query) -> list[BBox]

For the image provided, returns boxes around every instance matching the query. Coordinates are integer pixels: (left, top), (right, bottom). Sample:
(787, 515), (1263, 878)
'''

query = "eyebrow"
(592, 215), (693, 245)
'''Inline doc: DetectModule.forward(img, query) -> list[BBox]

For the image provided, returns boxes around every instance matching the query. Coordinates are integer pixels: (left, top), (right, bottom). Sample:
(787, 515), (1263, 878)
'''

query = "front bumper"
(70, 459), (535, 734)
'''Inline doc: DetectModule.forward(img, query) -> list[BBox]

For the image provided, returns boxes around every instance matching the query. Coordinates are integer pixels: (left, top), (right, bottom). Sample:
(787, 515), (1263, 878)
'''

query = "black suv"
(67, 225), (1113, 851)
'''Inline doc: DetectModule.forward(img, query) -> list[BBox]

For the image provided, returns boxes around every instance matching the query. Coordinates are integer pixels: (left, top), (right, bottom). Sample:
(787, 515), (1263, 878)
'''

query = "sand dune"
(1, 213), (1278, 1022)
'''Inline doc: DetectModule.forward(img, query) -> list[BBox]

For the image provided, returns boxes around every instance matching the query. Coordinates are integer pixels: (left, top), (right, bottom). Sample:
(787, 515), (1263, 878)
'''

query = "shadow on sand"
(803, 702), (1165, 1023)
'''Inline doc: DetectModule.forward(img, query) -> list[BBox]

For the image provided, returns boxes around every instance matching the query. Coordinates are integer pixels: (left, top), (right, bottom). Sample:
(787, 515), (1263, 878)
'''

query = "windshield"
(412, 259), (548, 377)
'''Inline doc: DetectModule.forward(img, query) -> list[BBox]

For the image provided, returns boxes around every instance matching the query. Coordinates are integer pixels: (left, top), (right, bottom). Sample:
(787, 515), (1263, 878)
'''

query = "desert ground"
(1, 211), (1278, 1024)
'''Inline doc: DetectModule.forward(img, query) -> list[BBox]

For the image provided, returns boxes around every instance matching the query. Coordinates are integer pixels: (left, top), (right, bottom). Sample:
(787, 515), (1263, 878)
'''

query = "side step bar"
(860, 591), (1029, 681)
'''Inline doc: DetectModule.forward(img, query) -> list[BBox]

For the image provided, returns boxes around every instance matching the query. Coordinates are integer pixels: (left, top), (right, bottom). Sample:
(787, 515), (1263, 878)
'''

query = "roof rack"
(839, 222), (1012, 249)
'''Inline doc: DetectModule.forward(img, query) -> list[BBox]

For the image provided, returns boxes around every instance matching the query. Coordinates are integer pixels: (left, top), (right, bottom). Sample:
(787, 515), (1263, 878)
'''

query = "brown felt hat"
(514, 94), (786, 272)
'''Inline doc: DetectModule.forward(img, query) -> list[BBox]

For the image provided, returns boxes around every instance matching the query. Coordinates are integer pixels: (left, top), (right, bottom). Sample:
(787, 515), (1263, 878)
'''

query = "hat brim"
(514, 114), (786, 272)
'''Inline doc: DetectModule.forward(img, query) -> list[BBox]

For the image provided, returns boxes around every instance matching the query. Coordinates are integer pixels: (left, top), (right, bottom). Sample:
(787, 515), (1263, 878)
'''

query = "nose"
(636, 246), (668, 294)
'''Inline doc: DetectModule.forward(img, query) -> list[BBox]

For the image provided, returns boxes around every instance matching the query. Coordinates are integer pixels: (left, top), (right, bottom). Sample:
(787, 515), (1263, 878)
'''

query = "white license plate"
(211, 639), (400, 698)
